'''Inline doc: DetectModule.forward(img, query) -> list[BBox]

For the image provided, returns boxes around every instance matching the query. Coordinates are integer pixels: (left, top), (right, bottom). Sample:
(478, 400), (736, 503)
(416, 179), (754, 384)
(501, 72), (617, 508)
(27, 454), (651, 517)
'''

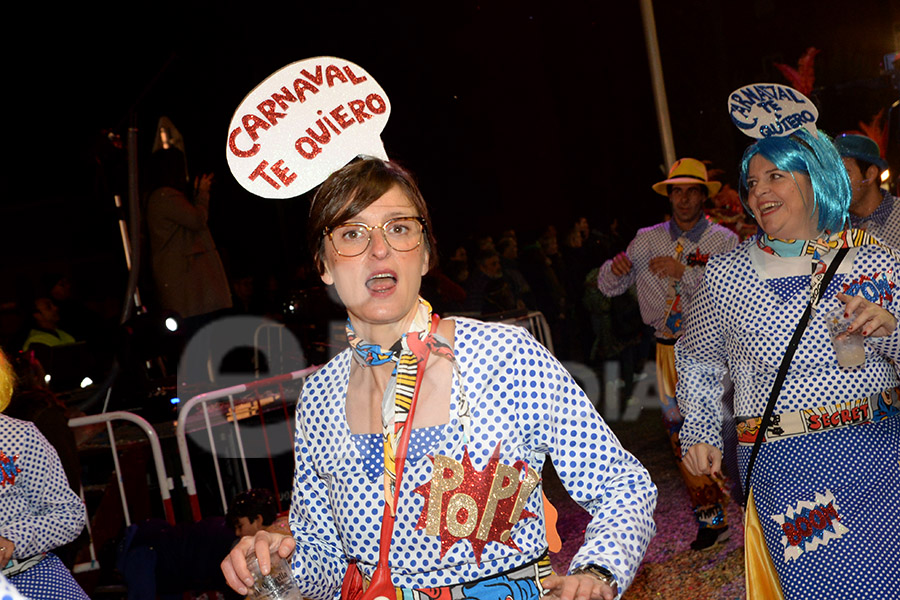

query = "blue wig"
(739, 128), (850, 233)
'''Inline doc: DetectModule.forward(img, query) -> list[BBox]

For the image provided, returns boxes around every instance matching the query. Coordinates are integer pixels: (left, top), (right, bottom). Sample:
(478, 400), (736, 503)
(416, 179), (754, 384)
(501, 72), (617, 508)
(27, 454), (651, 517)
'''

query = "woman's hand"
(542, 573), (617, 600)
(837, 292), (897, 337)
(0, 536), (14, 569)
(682, 443), (722, 477)
(221, 530), (296, 595)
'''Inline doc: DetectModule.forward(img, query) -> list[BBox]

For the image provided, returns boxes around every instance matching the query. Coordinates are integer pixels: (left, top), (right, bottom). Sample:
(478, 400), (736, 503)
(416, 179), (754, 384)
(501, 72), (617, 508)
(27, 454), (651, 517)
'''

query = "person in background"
(226, 489), (291, 538)
(21, 297), (76, 351)
(678, 126), (900, 599)
(0, 349), (90, 600)
(145, 146), (232, 335)
(597, 158), (739, 551)
(834, 133), (898, 248)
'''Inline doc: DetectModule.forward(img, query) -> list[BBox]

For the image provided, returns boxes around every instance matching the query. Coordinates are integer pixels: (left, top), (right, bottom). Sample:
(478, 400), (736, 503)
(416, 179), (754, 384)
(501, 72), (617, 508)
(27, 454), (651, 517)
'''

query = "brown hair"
(307, 157), (438, 274)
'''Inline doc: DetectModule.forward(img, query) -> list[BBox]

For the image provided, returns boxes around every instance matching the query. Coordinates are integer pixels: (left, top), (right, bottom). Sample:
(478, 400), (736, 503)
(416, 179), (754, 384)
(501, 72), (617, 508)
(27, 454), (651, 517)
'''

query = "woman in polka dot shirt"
(676, 128), (900, 599)
(0, 351), (90, 599)
(222, 158), (657, 600)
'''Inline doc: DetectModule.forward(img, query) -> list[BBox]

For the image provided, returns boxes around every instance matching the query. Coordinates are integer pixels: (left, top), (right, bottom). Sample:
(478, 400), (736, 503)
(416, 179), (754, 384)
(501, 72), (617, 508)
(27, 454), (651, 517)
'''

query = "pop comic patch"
(413, 441), (539, 565)
(0, 451), (21, 487)
(840, 269), (895, 306)
(770, 490), (849, 562)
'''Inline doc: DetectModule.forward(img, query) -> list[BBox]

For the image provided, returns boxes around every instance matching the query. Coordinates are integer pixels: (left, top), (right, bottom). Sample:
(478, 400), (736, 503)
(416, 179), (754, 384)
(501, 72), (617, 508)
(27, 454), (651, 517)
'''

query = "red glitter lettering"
(782, 522), (803, 546)
(306, 121), (331, 144)
(228, 128), (260, 158)
(795, 516), (812, 537)
(292, 77), (319, 102)
(301, 66), (323, 86)
(366, 93), (387, 114)
(325, 64), (348, 87)
(348, 100), (372, 123)
(295, 137), (322, 160)
(822, 503), (839, 521)
(344, 65), (367, 84)
(809, 508), (828, 529)
(242, 114), (270, 142)
(248, 160), (280, 189)
(270, 160), (296, 187)
(330, 105), (354, 129)
(271, 87), (297, 110)
(257, 99), (287, 126)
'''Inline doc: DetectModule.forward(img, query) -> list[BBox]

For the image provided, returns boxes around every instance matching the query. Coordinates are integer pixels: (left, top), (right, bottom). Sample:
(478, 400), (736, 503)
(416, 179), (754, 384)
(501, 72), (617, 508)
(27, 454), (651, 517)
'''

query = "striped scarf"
(757, 228), (894, 316)
(346, 297), (462, 515)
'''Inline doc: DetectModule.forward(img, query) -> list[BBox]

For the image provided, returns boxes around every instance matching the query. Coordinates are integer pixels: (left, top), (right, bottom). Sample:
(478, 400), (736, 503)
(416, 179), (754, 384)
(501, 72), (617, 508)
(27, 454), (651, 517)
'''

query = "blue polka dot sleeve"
(288, 409), (353, 600)
(0, 415), (87, 559)
(508, 327), (658, 590)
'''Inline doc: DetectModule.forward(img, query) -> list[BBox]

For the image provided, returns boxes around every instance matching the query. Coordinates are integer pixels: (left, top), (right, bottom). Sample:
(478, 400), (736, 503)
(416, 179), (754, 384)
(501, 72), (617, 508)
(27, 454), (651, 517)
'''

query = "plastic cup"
(824, 307), (866, 368)
(245, 551), (302, 600)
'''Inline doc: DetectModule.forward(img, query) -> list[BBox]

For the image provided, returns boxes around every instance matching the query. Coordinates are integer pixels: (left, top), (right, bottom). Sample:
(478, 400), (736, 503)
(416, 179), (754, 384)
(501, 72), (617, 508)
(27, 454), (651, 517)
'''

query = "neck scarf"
(757, 228), (891, 317)
(346, 297), (468, 515)
(659, 236), (688, 339)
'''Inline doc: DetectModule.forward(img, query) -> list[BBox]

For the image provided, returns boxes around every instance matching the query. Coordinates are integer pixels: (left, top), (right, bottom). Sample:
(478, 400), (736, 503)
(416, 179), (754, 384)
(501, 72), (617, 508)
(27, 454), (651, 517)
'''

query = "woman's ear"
(320, 261), (334, 286)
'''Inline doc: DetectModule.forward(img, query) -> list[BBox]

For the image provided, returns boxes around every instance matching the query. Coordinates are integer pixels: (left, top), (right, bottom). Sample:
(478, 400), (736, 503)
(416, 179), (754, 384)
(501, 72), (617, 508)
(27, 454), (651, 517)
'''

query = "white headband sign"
(727, 83), (818, 139)
(226, 57), (391, 199)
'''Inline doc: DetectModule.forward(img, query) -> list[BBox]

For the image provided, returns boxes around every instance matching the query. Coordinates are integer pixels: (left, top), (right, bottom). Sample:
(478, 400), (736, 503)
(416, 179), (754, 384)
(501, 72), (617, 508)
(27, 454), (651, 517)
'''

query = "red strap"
(364, 313), (440, 596)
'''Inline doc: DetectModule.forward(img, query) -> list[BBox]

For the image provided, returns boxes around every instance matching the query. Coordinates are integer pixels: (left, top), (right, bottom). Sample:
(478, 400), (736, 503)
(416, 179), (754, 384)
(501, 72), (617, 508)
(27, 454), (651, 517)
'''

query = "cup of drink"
(245, 551), (302, 600)
(824, 307), (866, 368)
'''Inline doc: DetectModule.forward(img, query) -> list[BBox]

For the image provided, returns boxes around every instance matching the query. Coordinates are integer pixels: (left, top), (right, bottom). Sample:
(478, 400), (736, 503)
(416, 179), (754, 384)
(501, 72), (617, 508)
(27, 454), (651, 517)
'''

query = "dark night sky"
(3, 0), (898, 313)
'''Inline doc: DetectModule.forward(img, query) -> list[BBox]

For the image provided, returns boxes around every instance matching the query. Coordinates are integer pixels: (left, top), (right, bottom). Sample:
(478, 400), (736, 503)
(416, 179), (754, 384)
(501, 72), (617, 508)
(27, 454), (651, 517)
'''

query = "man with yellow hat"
(597, 157), (738, 550)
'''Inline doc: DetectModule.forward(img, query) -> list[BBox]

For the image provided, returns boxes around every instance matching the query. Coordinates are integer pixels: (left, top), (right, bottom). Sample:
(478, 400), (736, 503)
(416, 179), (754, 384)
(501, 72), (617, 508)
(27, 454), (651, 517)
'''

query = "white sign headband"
(727, 83), (818, 139)
(226, 57), (391, 199)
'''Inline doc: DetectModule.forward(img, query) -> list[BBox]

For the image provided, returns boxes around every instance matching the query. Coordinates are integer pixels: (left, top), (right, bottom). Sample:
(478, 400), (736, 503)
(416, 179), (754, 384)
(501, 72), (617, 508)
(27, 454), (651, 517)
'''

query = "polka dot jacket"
(676, 238), (900, 451)
(0, 414), (87, 559)
(289, 318), (658, 600)
(597, 219), (738, 336)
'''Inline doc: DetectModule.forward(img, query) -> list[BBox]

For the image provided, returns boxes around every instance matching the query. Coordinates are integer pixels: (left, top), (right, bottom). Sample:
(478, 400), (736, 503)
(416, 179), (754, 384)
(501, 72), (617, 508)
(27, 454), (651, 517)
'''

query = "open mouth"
(758, 201), (782, 216)
(366, 272), (397, 292)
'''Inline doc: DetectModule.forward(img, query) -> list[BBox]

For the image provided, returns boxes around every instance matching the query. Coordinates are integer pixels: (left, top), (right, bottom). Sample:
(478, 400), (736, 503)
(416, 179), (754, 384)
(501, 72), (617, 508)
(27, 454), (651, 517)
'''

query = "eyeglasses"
(323, 216), (426, 257)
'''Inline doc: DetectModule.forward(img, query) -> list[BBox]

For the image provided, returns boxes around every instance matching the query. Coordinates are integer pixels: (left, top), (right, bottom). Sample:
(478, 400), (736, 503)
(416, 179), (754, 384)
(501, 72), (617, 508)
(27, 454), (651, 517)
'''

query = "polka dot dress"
(9, 554), (89, 600)
(289, 318), (657, 600)
(676, 238), (900, 599)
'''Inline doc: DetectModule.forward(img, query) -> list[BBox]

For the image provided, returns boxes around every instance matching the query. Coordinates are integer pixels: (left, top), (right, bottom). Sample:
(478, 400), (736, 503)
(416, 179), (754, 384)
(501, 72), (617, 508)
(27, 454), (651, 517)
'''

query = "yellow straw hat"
(651, 158), (722, 197)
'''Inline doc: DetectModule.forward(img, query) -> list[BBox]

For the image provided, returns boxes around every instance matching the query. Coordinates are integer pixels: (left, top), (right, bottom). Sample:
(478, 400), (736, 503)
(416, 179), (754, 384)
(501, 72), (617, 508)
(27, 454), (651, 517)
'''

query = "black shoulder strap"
(741, 247), (849, 503)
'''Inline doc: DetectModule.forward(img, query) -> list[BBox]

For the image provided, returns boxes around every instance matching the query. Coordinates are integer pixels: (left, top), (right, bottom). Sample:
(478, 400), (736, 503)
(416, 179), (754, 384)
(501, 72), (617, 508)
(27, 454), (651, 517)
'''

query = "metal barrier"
(175, 366), (320, 521)
(69, 411), (176, 526)
(498, 311), (555, 355)
(67, 410), (176, 575)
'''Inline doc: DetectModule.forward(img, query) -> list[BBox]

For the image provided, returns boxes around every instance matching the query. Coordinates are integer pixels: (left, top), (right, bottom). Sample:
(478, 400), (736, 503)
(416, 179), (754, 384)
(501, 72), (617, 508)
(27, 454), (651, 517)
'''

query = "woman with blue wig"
(675, 108), (900, 600)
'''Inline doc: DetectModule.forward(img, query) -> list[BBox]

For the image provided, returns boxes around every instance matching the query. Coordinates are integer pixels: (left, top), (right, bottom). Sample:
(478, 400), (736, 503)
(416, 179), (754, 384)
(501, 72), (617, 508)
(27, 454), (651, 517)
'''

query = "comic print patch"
(771, 490), (849, 562)
(840, 269), (894, 306)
